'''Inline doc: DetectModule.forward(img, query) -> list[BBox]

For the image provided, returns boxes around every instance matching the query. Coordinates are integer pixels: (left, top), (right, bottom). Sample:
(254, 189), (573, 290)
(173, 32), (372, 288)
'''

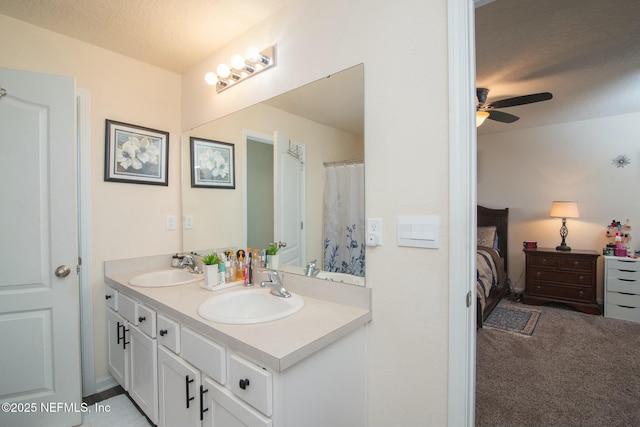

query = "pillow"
(477, 226), (497, 248)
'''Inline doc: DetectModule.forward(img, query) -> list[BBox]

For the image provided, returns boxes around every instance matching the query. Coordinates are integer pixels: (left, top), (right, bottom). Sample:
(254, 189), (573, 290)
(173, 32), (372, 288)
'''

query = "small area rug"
(81, 394), (151, 427)
(483, 301), (541, 337)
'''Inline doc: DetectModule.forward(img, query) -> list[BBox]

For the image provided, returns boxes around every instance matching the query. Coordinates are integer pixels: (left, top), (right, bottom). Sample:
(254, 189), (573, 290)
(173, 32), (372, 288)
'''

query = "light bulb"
(231, 54), (246, 70)
(204, 72), (217, 86)
(216, 63), (231, 78)
(246, 47), (260, 62)
(476, 111), (490, 127)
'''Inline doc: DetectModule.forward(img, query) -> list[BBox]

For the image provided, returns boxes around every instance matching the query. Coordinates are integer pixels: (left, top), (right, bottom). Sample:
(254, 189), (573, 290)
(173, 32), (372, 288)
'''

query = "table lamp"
(549, 201), (579, 251)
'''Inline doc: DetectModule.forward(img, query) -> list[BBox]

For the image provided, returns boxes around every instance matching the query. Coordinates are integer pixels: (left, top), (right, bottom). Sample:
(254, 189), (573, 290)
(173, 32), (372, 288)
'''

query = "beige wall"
(0, 14), (182, 386)
(478, 111), (640, 301)
(182, 0), (451, 425)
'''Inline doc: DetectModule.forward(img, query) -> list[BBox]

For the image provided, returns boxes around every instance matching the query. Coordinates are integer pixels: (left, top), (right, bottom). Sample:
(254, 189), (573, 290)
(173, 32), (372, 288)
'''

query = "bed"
(477, 205), (510, 327)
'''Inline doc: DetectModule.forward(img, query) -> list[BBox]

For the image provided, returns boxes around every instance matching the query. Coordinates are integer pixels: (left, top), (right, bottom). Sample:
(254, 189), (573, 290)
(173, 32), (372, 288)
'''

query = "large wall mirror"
(182, 64), (365, 285)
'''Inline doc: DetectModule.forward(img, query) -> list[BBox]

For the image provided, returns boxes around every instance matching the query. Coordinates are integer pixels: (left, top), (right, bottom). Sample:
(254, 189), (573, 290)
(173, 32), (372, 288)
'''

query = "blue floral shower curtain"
(322, 163), (365, 277)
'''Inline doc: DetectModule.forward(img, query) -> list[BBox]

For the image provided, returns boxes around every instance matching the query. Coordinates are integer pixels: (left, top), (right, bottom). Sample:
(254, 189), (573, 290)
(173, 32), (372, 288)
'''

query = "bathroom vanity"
(104, 255), (371, 427)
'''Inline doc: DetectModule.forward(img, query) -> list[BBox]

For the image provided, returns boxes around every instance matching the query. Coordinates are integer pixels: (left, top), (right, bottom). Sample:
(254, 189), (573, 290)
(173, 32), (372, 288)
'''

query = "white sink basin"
(197, 288), (304, 324)
(129, 269), (202, 287)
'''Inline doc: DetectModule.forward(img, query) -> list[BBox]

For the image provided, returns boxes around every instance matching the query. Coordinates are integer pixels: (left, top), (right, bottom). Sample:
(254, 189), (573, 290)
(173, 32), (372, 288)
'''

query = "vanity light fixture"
(204, 45), (276, 93)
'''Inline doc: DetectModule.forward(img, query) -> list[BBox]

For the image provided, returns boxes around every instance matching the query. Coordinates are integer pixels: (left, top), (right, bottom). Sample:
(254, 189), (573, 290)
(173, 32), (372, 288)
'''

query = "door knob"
(55, 265), (71, 278)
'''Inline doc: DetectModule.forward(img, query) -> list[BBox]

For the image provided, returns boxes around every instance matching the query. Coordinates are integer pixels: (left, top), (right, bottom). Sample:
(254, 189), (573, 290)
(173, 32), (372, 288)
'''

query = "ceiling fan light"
(476, 111), (490, 127)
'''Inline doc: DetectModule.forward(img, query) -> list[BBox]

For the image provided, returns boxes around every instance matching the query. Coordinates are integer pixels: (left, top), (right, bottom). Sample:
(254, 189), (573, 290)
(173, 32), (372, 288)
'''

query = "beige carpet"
(476, 302), (640, 427)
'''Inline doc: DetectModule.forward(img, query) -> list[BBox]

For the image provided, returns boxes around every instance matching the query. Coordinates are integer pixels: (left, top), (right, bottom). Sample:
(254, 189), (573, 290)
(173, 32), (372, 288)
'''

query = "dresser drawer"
(607, 267), (640, 282)
(229, 354), (273, 417)
(136, 304), (156, 338)
(528, 255), (559, 269)
(157, 314), (180, 353)
(607, 291), (640, 308)
(607, 258), (640, 274)
(528, 282), (593, 302)
(605, 303), (640, 323)
(606, 277), (640, 294)
(118, 293), (137, 324)
(528, 269), (592, 287)
(557, 257), (595, 272)
(181, 327), (226, 385)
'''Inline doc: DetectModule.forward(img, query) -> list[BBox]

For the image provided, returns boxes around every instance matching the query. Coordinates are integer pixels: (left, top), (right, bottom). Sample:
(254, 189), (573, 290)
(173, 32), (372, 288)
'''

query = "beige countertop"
(104, 255), (372, 372)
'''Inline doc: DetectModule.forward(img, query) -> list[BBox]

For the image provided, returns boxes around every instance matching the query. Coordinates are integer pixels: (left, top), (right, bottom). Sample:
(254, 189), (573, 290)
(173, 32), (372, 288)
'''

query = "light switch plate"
(397, 215), (439, 248)
(166, 215), (176, 231)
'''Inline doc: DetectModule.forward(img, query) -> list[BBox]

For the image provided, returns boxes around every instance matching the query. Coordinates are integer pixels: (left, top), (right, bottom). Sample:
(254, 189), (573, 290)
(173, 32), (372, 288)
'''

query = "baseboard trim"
(94, 375), (118, 394)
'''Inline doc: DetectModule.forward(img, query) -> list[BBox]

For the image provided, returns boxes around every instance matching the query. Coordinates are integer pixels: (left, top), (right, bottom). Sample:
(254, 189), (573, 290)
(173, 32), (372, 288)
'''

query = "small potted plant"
(266, 244), (280, 269)
(201, 253), (221, 287)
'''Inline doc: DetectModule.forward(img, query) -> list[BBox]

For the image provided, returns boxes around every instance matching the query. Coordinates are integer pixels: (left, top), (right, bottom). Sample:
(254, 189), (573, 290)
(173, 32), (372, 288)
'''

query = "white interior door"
(273, 131), (305, 267)
(0, 68), (81, 427)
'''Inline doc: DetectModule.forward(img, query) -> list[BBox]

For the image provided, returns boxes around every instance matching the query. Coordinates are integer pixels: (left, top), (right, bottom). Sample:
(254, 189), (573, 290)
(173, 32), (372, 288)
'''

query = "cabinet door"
(158, 346), (201, 427)
(129, 325), (158, 424)
(106, 309), (129, 390)
(202, 377), (272, 427)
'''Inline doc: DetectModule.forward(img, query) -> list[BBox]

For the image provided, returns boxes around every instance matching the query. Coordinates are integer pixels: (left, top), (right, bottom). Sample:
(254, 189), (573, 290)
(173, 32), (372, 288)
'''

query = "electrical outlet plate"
(366, 218), (382, 245)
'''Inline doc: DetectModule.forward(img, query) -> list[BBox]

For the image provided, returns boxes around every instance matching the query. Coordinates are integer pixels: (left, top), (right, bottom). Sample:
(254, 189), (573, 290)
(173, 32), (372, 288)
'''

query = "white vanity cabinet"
(105, 287), (159, 424)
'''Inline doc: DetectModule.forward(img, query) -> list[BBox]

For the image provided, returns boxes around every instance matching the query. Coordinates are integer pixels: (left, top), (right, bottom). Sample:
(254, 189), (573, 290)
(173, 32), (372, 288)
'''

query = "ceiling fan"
(476, 88), (553, 126)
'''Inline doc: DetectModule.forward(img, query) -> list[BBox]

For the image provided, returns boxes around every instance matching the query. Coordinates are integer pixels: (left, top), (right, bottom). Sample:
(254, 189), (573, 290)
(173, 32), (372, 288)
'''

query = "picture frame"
(104, 119), (169, 186)
(190, 137), (236, 189)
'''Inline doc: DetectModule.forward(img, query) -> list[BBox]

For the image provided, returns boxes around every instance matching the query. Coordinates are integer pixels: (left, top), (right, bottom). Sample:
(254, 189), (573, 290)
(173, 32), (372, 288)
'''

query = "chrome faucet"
(304, 260), (320, 277)
(180, 255), (201, 274)
(259, 270), (291, 298)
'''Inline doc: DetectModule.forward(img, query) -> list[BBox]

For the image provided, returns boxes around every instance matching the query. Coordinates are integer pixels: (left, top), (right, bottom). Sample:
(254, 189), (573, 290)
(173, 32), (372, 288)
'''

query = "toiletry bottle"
(247, 252), (253, 284)
(219, 262), (226, 285)
(236, 255), (245, 281)
(225, 260), (231, 282)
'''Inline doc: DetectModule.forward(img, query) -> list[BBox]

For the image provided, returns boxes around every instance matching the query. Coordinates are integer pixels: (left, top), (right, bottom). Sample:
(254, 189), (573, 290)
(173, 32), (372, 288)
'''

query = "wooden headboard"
(477, 205), (509, 275)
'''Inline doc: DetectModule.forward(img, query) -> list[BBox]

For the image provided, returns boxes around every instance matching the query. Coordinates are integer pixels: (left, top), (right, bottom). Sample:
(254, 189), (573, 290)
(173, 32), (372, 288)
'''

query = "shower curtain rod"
(323, 158), (364, 167)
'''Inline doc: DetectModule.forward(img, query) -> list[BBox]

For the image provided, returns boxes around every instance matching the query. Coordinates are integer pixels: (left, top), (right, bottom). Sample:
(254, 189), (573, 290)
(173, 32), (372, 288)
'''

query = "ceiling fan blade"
(487, 110), (519, 123)
(487, 92), (553, 109)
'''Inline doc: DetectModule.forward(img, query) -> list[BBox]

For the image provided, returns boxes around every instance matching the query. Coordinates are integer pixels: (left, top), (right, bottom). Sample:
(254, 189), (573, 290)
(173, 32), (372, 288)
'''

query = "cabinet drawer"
(607, 267), (640, 282)
(528, 282), (593, 302)
(157, 314), (180, 354)
(528, 256), (559, 269)
(137, 305), (156, 338)
(204, 378), (272, 427)
(105, 287), (118, 311)
(229, 354), (273, 417)
(606, 277), (640, 294)
(118, 293), (137, 324)
(557, 257), (594, 272)
(605, 303), (640, 323)
(607, 291), (640, 309)
(607, 258), (640, 274)
(528, 269), (591, 287)
(181, 327), (226, 385)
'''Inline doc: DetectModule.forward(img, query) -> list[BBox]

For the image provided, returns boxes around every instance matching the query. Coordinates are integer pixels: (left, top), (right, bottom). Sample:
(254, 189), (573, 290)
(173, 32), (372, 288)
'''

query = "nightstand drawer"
(605, 303), (640, 323)
(528, 282), (593, 302)
(607, 291), (640, 308)
(528, 269), (592, 287)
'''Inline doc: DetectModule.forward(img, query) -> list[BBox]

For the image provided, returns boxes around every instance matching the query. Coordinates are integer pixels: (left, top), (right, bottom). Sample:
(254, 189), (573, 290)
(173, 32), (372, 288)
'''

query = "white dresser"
(604, 256), (640, 323)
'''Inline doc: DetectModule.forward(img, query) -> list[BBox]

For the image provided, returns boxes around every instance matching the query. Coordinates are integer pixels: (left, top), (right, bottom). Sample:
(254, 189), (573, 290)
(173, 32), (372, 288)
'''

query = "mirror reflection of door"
(246, 135), (274, 250)
(244, 131), (305, 267)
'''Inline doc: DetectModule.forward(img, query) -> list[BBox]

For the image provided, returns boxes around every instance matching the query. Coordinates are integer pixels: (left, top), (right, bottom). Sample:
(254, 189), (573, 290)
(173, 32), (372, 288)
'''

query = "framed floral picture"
(104, 119), (169, 185)
(190, 137), (235, 189)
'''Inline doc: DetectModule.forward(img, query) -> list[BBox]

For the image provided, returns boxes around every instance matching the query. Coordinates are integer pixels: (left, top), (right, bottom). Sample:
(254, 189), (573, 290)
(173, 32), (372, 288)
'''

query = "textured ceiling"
(0, 0), (293, 73)
(476, 0), (640, 134)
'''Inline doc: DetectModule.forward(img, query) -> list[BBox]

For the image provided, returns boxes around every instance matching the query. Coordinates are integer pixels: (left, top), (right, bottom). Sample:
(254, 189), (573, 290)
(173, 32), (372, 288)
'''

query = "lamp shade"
(476, 111), (489, 127)
(549, 201), (579, 219)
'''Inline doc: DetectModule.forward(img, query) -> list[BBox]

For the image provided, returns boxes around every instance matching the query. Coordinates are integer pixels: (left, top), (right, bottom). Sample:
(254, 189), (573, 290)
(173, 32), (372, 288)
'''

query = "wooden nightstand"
(523, 247), (601, 315)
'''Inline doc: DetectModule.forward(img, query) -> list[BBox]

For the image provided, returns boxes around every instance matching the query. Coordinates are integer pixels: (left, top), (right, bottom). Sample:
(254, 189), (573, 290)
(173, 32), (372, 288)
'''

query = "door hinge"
(466, 291), (472, 308)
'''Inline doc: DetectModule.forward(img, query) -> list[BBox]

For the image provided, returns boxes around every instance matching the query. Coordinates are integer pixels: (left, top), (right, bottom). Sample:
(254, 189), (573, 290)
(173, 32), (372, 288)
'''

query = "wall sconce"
(204, 45), (276, 93)
(549, 201), (580, 251)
